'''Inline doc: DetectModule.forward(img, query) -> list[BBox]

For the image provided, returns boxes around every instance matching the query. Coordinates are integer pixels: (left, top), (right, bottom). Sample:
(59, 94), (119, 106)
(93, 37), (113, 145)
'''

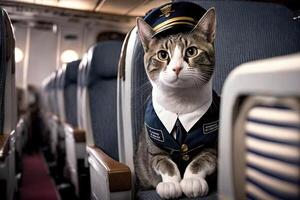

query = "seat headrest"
(42, 76), (52, 92)
(87, 41), (122, 85)
(65, 60), (80, 86)
(56, 69), (65, 89)
(49, 72), (56, 89)
(174, 0), (300, 93)
(77, 54), (88, 88)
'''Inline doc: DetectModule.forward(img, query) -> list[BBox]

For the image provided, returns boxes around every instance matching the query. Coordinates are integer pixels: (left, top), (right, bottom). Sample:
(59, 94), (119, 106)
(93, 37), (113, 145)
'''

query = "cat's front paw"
(156, 181), (182, 199)
(180, 177), (209, 198)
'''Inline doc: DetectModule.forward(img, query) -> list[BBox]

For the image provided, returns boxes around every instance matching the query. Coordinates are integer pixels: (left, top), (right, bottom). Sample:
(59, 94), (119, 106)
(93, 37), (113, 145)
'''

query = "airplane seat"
(40, 72), (67, 186)
(40, 76), (58, 163)
(48, 73), (58, 115)
(53, 71), (61, 118)
(54, 68), (69, 181)
(62, 59), (88, 198)
(81, 41), (122, 153)
(47, 72), (60, 158)
(42, 75), (56, 150)
(0, 8), (18, 200)
(41, 77), (51, 112)
(117, 1), (300, 199)
(41, 76), (53, 129)
(56, 68), (66, 121)
(79, 41), (131, 200)
(176, 0), (300, 93)
(219, 54), (300, 200)
(55, 68), (67, 146)
(77, 54), (88, 130)
(64, 60), (81, 127)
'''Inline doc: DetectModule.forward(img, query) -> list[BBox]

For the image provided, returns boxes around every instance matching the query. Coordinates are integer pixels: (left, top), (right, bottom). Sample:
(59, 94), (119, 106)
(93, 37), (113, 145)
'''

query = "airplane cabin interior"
(0, 0), (299, 200)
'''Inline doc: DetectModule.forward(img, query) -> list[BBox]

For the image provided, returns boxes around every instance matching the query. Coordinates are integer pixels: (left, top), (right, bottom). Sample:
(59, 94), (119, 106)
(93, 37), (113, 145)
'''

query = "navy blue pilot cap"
(143, 2), (207, 37)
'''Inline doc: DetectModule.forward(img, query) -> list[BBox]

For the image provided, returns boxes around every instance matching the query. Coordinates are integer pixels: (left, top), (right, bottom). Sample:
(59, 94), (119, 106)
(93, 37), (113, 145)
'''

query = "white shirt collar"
(152, 96), (212, 133)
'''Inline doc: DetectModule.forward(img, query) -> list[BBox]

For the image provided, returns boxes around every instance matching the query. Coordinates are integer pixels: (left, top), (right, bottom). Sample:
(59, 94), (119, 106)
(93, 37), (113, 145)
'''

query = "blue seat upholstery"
(77, 55), (88, 129)
(0, 9), (7, 132)
(117, 1), (300, 200)
(45, 73), (55, 114)
(56, 68), (66, 120)
(177, 0), (300, 93)
(63, 60), (80, 127)
(83, 41), (122, 161)
(243, 101), (300, 200)
(48, 72), (59, 116)
(0, 8), (17, 200)
(0, 7), (16, 133)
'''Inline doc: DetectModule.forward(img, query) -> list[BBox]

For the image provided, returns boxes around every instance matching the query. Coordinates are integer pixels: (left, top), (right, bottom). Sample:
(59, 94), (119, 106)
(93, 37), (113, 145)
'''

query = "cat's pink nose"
(173, 66), (183, 75)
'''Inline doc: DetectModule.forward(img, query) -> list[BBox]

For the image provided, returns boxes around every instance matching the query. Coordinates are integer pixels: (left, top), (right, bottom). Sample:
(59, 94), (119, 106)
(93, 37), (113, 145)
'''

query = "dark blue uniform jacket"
(144, 91), (220, 175)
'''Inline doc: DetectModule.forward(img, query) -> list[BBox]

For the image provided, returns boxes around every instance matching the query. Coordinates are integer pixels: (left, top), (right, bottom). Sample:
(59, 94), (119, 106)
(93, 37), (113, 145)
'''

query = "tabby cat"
(135, 8), (218, 199)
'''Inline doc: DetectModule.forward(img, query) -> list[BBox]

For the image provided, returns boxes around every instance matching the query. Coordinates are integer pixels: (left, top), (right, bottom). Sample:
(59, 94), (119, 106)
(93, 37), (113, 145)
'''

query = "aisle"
(20, 152), (59, 200)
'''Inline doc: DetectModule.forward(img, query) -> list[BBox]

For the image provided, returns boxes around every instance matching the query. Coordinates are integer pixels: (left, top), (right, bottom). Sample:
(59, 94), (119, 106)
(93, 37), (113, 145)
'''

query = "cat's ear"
(192, 8), (216, 43)
(136, 17), (155, 50)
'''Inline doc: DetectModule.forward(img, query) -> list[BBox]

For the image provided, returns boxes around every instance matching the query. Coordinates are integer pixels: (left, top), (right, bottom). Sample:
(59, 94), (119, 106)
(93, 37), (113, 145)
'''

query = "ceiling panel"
(58, 0), (97, 11)
(128, 0), (171, 16)
(5, 0), (98, 11)
(97, 0), (171, 16)
(3, 0), (171, 16)
(97, 0), (142, 15)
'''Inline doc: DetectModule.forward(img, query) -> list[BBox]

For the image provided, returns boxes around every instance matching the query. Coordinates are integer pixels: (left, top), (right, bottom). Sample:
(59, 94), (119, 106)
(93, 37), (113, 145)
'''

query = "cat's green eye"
(185, 46), (198, 58)
(157, 50), (169, 61)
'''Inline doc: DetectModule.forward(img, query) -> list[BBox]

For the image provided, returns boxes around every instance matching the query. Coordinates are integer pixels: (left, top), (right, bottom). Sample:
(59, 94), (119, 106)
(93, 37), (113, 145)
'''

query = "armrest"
(0, 134), (10, 162)
(64, 123), (86, 143)
(0, 131), (14, 162)
(87, 145), (131, 192)
(73, 128), (85, 143)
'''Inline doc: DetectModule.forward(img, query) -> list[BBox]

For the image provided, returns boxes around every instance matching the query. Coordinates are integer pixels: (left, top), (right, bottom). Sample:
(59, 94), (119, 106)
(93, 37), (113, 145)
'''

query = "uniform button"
(180, 144), (188, 153)
(182, 154), (189, 161)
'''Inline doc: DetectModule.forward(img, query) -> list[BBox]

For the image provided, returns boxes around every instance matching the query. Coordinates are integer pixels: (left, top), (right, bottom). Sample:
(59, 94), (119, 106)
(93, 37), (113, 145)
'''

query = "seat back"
(56, 68), (66, 121)
(117, 28), (150, 170)
(41, 76), (51, 113)
(0, 8), (16, 134)
(0, 8), (17, 200)
(48, 72), (59, 116)
(77, 54), (88, 130)
(117, 0), (300, 183)
(0, 10), (6, 133)
(220, 53), (300, 200)
(64, 60), (80, 127)
(80, 41), (122, 160)
(176, 0), (300, 93)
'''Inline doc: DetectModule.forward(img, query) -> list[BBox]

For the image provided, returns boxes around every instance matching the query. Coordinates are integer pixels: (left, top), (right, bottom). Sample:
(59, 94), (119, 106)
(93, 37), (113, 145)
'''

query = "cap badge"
(160, 4), (174, 17)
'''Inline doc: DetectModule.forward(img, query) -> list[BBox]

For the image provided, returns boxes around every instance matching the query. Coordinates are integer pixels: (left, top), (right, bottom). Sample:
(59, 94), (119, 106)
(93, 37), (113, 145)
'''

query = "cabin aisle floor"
(20, 152), (59, 200)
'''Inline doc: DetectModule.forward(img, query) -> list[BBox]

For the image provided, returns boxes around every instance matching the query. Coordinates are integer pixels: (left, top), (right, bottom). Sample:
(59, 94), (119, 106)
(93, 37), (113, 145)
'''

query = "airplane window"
(60, 49), (79, 63)
(15, 47), (24, 63)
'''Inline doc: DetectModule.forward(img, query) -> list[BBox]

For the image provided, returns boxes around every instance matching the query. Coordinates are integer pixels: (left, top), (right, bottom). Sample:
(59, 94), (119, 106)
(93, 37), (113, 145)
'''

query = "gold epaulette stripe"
(153, 16), (195, 31)
(155, 21), (195, 33)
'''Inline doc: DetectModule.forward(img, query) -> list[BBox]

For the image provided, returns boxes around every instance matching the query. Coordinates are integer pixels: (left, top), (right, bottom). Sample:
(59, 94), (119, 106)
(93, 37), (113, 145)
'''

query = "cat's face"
(137, 8), (216, 89)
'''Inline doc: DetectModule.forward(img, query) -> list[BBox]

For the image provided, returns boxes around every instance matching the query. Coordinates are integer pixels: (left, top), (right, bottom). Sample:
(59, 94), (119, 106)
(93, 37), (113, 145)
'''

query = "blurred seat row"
(1, 0), (300, 200)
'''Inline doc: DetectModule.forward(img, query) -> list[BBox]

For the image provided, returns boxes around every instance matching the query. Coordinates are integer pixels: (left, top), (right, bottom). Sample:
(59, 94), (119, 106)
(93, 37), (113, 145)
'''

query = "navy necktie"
(175, 119), (187, 145)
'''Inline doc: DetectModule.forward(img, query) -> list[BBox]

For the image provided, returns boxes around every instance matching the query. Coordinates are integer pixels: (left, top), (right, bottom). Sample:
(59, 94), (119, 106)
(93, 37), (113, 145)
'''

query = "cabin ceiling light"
(61, 49), (79, 63)
(15, 47), (24, 63)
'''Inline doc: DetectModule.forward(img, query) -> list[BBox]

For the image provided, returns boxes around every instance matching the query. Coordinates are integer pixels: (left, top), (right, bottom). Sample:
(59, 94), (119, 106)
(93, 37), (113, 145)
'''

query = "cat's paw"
(180, 177), (209, 198)
(156, 181), (182, 199)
